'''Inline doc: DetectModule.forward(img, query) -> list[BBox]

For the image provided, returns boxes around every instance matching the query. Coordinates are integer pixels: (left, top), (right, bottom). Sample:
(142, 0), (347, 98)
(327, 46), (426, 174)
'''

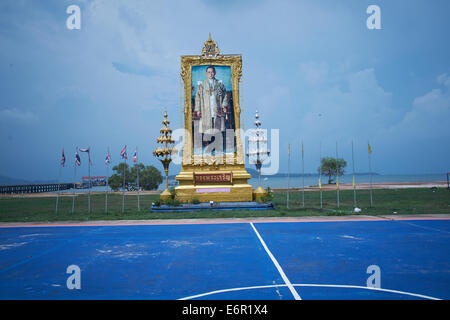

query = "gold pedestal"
(175, 166), (253, 203)
(253, 186), (268, 202)
(160, 188), (173, 201)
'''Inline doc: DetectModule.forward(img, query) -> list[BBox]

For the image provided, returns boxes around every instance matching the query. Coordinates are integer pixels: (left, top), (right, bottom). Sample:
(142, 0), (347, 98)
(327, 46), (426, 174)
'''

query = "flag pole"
(136, 147), (140, 212)
(55, 154), (62, 214)
(72, 148), (77, 214)
(352, 140), (357, 208)
(319, 140), (323, 209)
(122, 161), (126, 213)
(88, 146), (91, 214)
(122, 146), (127, 213)
(301, 140), (305, 208)
(368, 141), (373, 207)
(287, 144), (290, 209)
(336, 141), (340, 209)
(72, 147), (80, 214)
(105, 147), (110, 214)
(72, 164), (77, 214)
(137, 166), (140, 211)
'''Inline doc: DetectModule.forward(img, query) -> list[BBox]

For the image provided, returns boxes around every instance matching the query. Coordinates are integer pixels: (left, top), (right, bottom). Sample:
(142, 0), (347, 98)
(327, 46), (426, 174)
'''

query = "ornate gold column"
(153, 110), (176, 201)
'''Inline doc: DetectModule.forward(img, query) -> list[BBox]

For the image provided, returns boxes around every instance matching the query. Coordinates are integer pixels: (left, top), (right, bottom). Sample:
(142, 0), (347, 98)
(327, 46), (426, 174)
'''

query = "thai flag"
(120, 145), (127, 160)
(75, 151), (81, 166)
(61, 149), (66, 167)
(79, 147), (93, 165)
(105, 152), (111, 165)
(133, 148), (137, 163)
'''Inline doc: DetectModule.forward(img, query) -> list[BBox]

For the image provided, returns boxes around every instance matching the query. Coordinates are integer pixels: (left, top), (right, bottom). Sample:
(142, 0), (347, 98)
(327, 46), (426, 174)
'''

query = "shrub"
(266, 187), (274, 201)
(164, 198), (181, 207)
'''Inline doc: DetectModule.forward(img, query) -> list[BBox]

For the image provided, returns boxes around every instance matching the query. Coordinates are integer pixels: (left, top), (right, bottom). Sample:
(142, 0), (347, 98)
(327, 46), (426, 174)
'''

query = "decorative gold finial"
(153, 109), (177, 201)
(201, 33), (220, 58)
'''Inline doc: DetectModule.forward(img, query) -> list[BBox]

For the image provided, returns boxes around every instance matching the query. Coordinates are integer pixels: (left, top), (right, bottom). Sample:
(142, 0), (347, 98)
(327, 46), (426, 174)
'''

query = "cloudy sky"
(1, 0), (449, 182)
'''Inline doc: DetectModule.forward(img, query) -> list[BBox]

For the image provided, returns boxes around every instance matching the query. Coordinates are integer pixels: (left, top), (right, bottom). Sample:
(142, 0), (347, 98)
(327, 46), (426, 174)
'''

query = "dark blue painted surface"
(0, 219), (449, 300)
(0, 223), (284, 299)
(253, 220), (450, 300)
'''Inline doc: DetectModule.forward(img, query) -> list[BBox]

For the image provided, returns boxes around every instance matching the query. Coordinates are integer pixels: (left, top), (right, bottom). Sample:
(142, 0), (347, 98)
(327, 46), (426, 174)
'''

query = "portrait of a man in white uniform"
(192, 65), (235, 154)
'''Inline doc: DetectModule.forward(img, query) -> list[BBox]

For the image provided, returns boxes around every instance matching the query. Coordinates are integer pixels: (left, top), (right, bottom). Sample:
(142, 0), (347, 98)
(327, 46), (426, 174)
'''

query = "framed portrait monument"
(175, 35), (253, 202)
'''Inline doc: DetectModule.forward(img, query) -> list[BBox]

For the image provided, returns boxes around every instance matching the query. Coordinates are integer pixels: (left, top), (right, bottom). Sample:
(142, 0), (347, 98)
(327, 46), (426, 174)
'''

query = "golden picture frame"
(180, 53), (244, 166)
(174, 36), (253, 203)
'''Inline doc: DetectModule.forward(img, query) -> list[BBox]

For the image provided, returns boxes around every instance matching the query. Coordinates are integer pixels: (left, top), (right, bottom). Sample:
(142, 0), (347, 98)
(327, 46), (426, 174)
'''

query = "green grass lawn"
(274, 187), (450, 216)
(0, 188), (449, 223)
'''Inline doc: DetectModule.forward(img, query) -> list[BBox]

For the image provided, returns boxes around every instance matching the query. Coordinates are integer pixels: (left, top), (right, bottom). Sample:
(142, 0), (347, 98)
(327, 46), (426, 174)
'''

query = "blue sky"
(0, 0), (449, 182)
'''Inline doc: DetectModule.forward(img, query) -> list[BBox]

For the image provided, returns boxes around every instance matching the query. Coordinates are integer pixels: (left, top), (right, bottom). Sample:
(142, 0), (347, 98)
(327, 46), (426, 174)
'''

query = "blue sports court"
(0, 217), (449, 300)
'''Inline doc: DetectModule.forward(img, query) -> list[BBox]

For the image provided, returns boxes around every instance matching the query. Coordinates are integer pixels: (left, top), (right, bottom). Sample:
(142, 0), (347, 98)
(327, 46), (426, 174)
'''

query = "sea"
(59, 173), (448, 193)
(247, 173), (448, 189)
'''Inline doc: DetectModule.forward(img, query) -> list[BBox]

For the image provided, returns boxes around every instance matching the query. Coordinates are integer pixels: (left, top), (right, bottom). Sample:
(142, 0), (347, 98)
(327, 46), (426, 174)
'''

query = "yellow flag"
(368, 143), (372, 154)
(318, 177), (322, 189)
(352, 175), (356, 188)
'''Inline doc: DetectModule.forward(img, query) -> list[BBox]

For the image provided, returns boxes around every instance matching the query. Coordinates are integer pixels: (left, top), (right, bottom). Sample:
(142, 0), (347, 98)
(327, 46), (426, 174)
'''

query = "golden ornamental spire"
(153, 109), (177, 200)
(201, 33), (220, 58)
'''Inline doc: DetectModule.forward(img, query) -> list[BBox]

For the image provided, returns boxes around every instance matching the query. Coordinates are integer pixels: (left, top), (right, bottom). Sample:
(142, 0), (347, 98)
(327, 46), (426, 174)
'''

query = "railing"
(0, 183), (74, 194)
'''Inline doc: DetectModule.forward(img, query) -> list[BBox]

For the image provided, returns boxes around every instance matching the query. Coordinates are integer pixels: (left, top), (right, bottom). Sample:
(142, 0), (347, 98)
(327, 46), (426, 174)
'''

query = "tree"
(137, 165), (163, 191)
(108, 162), (163, 191)
(129, 163), (145, 183)
(108, 162), (133, 191)
(107, 174), (123, 192)
(318, 157), (347, 184)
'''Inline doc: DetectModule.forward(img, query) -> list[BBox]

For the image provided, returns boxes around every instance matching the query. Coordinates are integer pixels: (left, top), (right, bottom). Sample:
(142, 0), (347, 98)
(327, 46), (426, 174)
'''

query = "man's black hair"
(206, 66), (216, 73)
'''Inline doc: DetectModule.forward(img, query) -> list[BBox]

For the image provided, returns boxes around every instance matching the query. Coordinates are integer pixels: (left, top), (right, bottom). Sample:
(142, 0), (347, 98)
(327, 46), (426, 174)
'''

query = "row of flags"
(60, 145), (138, 167)
(57, 145), (141, 214)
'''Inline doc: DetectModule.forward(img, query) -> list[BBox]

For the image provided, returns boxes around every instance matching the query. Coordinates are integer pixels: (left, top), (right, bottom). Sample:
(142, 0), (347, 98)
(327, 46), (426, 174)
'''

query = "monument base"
(175, 167), (253, 203)
(175, 184), (253, 203)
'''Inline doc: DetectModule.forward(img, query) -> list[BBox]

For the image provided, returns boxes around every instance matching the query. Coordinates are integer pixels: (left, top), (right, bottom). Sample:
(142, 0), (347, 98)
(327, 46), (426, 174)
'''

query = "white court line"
(179, 283), (441, 300)
(179, 284), (282, 300)
(250, 222), (302, 300)
(291, 284), (441, 300)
